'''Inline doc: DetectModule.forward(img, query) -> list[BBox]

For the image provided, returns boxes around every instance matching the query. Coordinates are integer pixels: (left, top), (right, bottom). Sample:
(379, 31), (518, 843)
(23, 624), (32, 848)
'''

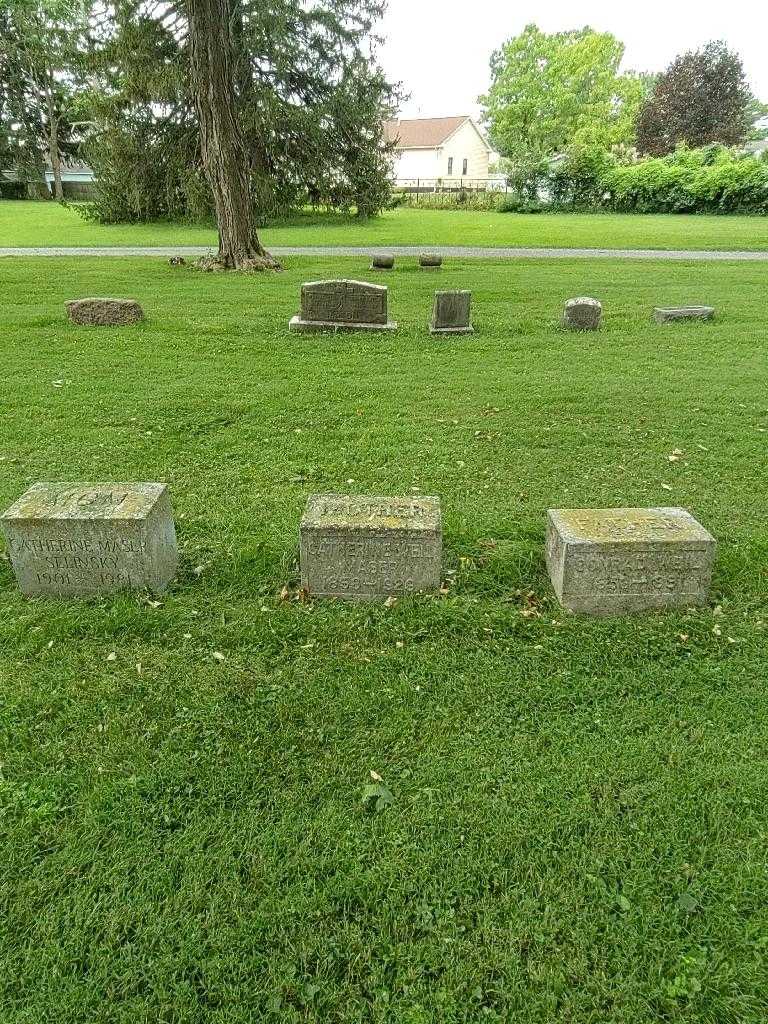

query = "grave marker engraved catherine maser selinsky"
(546, 506), (715, 615)
(300, 494), (442, 599)
(1, 482), (178, 597)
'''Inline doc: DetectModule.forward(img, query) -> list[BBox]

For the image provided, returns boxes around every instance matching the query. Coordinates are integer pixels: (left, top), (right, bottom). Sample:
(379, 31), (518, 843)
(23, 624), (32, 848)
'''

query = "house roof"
(384, 116), (480, 150)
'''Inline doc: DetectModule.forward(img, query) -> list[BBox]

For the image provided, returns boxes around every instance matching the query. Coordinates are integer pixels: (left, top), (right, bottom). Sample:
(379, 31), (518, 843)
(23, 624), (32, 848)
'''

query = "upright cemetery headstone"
(289, 280), (397, 333)
(563, 297), (602, 331)
(419, 253), (443, 269)
(430, 290), (473, 335)
(371, 255), (395, 270)
(654, 306), (715, 324)
(545, 507), (716, 616)
(300, 494), (442, 600)
(1, 482), (178, 597)
(66, 298), (144, 326)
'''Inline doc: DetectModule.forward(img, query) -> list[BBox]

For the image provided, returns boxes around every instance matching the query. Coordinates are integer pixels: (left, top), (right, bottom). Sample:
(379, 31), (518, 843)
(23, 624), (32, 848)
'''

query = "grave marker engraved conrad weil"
(289, 280), (397, 333)
(300, 494), (441, 600)
(1, 483), (178, 597)
(546, 507), (715, 616)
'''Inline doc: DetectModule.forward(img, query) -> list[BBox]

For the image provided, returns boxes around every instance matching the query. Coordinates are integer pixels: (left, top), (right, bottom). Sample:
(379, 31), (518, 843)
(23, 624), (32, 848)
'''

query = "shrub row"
(550, 145), (768, 215)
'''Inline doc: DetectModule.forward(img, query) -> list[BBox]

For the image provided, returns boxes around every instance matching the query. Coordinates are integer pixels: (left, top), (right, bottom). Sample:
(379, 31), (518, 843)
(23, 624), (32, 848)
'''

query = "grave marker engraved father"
(1, 482), (178, 597)
(546, 507), (715, 616)
(300, 494), (442, 600)
(289, 280), (397, 333)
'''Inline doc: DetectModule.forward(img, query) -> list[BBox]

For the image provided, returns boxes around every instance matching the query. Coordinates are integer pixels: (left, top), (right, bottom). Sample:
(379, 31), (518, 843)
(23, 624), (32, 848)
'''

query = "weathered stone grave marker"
(430, 290), (473, 335)
(371, 254), (395, 270)
(300, 494), (442, 600)
(289, 280), (397, 333)
(654, 306), (715, 324)
(563, 297), (602, 331)
(546, 507), (715, 616)
(419, 253), (443, 269)
(1, 482), (178, 597)
(66, 298), (144, 326)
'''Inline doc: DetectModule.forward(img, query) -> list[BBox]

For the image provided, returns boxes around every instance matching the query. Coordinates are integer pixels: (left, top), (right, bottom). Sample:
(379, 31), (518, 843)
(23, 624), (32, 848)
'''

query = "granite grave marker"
(546, 506), (715, 616)
(300, 494), (442, 600)
(289, 280), (397, 333)
(1, 482), (178, 597)
(430, 290), (473, 335)
(563, 297), (602, 331)
(66, 298), (144, 326)
(654, 306), (715, 324)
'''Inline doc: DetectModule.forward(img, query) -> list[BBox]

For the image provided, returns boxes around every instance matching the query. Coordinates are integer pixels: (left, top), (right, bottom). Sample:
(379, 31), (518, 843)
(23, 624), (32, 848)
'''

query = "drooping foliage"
(84, 0), (399, 224)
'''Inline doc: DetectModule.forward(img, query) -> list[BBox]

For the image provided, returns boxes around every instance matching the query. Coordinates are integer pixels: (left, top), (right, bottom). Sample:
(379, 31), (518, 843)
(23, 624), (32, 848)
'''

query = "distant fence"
(395, 177), (510, 196)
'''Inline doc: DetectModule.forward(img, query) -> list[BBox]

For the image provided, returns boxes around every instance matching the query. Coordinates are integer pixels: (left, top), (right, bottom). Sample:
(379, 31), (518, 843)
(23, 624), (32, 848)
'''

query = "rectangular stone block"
(1, 482), (178, 597)
(290, 280), (396, 333)
(430, 291), (473, 335)
(654, 306), (715, 323)
(300, 494), (442, 600)
(546, 507), (715, 616)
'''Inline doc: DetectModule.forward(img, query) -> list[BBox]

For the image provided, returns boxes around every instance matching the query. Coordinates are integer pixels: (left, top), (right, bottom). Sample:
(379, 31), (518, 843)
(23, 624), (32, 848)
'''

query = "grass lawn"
(2, 199), (768, 251)
(2, 254), (768, 1022)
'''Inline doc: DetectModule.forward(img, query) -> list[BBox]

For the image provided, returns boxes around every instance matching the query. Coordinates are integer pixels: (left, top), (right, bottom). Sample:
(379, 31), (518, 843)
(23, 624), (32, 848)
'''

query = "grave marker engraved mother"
(289, 280), (397, 333)
(300, 494), (442, 600)
(546, 507), (716, 616)
(1, 482), (178, 597)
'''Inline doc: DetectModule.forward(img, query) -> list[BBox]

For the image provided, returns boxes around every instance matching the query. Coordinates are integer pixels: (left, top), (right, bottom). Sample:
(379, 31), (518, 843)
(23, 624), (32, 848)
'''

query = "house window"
(462, 158), (468, 176)
(447, 157), (453, 175)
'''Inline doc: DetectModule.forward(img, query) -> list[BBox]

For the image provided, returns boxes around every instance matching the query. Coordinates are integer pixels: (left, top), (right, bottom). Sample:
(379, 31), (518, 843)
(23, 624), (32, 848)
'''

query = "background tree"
(480, 25), (650, 194)
(636, 42), (752, 156)
(0, 0), (88, 199)
(85, 0), (398, 264)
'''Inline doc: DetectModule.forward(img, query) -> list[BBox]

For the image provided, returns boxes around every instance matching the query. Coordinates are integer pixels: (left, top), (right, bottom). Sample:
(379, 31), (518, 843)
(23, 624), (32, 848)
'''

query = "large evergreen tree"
(86, 0), (397, 268)
(636, 42), (752, 156)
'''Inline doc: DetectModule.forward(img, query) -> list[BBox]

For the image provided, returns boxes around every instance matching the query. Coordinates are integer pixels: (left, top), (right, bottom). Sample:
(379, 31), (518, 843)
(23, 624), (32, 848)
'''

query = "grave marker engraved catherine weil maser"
(546, 507), (715, 616)
(289, 280), (397, 333)
(1, 482), (178, 597)
(300, 494), (442, 600)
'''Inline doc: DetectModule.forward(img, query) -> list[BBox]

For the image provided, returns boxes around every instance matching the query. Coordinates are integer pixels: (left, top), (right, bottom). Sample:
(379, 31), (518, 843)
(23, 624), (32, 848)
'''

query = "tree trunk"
(186, 0), (279, 270)
(45, 80), (64, 201)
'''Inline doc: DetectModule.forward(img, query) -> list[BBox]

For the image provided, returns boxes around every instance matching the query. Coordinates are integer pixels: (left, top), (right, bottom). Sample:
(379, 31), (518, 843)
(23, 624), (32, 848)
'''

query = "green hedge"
(550, 145), (768, 215)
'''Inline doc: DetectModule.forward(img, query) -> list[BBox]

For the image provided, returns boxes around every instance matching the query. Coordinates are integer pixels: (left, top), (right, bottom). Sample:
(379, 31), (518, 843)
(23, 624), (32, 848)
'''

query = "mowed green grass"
(2, 199), (768, 250)
(1, 255), (768, 1023)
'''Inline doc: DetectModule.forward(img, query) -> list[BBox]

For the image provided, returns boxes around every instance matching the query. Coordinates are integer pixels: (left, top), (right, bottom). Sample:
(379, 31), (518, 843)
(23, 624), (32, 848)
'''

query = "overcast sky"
(378, 0), (768, 121)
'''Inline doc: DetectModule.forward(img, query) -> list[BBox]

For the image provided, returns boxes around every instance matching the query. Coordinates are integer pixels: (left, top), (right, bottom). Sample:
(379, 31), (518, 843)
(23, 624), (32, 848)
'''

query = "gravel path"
(2, 244), (768, 261)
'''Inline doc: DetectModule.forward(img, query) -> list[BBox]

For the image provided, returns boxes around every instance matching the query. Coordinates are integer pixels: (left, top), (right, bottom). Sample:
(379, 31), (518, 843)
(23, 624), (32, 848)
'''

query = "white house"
(384, 116), (492, 186)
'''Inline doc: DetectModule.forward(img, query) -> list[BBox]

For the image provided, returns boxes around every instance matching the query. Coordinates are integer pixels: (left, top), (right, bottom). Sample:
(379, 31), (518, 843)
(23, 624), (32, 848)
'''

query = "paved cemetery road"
(2, 245), (768, 261)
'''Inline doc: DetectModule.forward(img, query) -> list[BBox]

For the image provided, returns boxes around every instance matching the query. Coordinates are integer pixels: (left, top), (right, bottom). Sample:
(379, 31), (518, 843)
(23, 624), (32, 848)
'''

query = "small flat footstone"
(66, 297), (144, 326)
(420, 253), (443, 268)
(654, 306), (715, 323)
(1, 482), (178, 597)
(371, 255), (395, 270)
(430, 290), (473, 335)
(300, 494), (442, 600)
(546, 507), (715, 616)
(563, 296), (602, 331)
(290, 279), (397, 333)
